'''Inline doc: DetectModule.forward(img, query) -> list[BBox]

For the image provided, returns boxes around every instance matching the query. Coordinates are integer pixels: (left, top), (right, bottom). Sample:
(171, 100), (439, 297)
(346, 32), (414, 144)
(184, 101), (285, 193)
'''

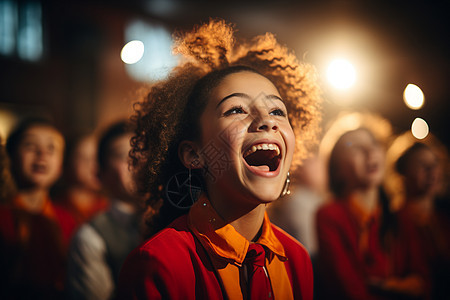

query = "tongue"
(251, 165), (270, 172)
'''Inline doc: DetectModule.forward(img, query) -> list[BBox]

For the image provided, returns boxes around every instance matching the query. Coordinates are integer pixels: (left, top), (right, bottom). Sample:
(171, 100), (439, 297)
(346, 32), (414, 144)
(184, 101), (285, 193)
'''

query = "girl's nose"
(35, 146), (52, 158)
(251, 114), (279, 132)
(35, 147), (45, 157)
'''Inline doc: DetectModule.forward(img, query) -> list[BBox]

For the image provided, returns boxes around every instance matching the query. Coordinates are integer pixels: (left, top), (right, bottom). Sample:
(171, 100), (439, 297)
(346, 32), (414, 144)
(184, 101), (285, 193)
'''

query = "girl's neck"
(18, 188), (49, 213)
(405, 193), (434, 223)
(67, 186), (98, 202)
(228, 205), (266, 242)
(406, 191), (434, 205)
(350, 187), (379, 214)
(208, 189), (266, 242)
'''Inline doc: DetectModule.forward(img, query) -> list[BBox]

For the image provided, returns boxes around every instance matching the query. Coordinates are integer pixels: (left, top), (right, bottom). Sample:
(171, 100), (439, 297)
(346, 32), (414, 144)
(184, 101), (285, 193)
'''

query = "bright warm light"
(0, 110), (18, 141)
(403, 84), (424, 110)
(411, 117), (429, 139)
(327, 59), (356, 89)
(121, 40), (144, 64)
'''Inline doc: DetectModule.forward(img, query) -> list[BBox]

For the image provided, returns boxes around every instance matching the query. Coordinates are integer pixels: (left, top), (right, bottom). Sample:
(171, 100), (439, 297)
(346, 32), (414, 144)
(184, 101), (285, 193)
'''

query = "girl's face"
(198, 71), (295, 206)
(334, 129), (385, 191)
(101, 133), (136, 200)
(70, 136), (101, 191)
(16, 125), (65, 189)
(404, 147), (441, 196)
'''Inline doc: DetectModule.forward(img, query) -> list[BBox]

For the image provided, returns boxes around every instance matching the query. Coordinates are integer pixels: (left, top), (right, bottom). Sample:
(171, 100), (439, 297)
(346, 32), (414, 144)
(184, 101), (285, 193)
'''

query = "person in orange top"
(54, 132), (108, 226)
(117, 19), (322, 300)
(0, 118), (76, 299)
(315, 128), (429, 300)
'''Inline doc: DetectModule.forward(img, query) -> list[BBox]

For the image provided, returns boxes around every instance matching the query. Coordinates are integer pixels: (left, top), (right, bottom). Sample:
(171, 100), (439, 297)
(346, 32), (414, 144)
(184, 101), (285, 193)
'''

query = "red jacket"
(0, 197), (77, 299)
(118, 197), (313, 300)
(316, 199), (429, 300)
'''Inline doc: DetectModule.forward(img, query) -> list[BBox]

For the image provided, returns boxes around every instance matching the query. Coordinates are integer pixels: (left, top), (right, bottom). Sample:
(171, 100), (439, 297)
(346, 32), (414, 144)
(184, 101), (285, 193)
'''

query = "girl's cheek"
(217, 122), (246, 147)
(21, 153), (34, 167)
(281, 122), (295, 142)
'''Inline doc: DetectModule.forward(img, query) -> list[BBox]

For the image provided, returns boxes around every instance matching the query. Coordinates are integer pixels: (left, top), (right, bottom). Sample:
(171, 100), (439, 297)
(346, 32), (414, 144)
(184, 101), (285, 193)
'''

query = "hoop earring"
(165, 164), (203, 210)
(280, 171), (291, 197)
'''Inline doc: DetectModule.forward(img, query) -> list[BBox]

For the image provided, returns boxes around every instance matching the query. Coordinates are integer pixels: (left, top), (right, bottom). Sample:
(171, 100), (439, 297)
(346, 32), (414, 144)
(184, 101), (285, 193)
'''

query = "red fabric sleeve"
(0, 206), (16, 241)
(117, 215), (224, 300)
(395, 210), (432, 298)
(53, 204), (77, 250)
(117, 233), (197, 300)
(316, 205), (379, 300)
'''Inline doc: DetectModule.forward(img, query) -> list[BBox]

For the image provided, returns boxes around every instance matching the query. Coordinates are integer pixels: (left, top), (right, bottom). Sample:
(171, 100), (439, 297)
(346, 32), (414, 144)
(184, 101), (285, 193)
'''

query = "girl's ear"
(178, 141), (204, 169)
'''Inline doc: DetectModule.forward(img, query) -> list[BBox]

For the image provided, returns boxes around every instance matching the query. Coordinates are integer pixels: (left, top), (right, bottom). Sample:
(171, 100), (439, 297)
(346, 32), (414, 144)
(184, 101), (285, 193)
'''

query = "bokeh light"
(411, 117), (429, 139)
(326, 59), (356, 89)
(120, 40), (144, 64)
(123, 20), (179, 81)
(0, 109), (17, 142)
(403, 84), (424, 110)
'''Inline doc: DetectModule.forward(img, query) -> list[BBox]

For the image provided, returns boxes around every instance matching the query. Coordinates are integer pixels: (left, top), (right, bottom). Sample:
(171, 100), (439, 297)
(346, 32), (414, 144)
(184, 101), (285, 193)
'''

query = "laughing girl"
(118, 19), (322, 300)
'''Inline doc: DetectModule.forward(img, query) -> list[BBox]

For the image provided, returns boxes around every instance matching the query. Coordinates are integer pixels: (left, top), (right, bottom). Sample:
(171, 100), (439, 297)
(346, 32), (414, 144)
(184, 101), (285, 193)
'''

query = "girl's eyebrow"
(216, 92), (284, 108)
(216, 93), (250, 108)
(266, 94), (284, 103)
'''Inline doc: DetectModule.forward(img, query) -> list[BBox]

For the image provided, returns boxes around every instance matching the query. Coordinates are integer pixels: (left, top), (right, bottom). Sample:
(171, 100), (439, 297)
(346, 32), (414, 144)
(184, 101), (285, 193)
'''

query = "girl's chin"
(244, 184), (284, 203)
(239, 171), (286, 201)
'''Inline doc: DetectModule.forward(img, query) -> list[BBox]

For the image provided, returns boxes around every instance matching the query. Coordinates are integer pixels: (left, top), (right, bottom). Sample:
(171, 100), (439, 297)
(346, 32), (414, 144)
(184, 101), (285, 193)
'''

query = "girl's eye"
(223, 106), (246, 116)
(22, 142), (37, 151)
(47, 144), (55, 154)
(270, 109), (286, 117)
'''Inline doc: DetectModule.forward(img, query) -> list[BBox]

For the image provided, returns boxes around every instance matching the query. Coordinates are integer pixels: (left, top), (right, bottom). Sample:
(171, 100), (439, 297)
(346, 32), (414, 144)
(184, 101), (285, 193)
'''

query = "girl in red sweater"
(316, 128), (429, 300)
(395, 142), (450, 299)
(0, 118), (76, 299)
(117, 19), (322, 300)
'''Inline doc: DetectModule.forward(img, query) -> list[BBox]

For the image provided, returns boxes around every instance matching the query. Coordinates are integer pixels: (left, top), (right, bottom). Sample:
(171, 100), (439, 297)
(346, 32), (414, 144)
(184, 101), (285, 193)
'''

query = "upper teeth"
(243, 143), (281, 158)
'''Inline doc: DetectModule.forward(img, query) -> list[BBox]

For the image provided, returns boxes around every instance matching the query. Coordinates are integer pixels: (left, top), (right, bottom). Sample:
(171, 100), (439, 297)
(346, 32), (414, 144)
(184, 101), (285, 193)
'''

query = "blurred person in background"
(0, 118), (76, 299)
(54, 132), (108, 227)
(66, 120), (143, 300)
(395, 142), (450, 300)
(268, 154), (327, 260)
(315, 128), (429, 300)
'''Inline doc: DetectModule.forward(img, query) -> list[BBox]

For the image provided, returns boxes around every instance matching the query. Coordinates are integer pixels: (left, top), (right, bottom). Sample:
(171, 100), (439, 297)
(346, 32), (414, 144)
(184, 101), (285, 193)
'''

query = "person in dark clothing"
(66, 121), (143, 300)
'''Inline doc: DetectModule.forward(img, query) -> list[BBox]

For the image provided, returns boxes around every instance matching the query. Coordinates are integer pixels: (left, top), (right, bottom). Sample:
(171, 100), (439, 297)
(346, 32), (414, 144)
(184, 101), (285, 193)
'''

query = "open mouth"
(243, 143), (281, 172)
(366, 162), (380, 174)
(32, 163), (48, 174)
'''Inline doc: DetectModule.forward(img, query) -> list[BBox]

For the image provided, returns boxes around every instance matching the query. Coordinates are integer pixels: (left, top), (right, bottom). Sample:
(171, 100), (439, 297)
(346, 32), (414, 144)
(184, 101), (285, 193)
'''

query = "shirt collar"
(347, 194), (380, 229)
(13, 194), (55, 217)
(188, 194), (286, 265)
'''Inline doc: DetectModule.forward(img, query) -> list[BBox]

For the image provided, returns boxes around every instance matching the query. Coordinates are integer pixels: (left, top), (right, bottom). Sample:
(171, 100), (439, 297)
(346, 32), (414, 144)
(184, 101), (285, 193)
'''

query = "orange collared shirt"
(13, 194), (56, 243)
(347, 194), (380, 254)
(12, 194), (76, 249)
(188, 195), (294, 300)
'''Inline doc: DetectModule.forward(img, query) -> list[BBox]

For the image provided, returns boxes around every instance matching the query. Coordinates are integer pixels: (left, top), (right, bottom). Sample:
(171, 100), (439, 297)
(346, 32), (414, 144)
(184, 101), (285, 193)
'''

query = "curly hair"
(130, 19), (322, 234)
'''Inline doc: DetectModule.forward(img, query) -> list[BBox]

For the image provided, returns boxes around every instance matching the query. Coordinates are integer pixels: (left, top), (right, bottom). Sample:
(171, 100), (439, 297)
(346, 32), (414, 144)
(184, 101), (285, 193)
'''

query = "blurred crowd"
(0, 118), (143, 300)
(269, 112), (450, 300)
(0, 111), (449, 300)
